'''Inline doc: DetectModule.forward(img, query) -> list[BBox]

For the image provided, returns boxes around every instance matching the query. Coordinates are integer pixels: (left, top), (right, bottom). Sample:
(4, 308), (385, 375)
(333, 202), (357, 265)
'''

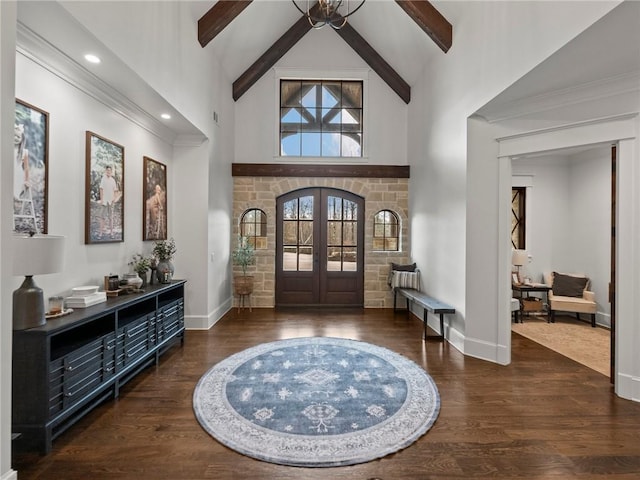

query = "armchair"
(543, 272), (597, 327)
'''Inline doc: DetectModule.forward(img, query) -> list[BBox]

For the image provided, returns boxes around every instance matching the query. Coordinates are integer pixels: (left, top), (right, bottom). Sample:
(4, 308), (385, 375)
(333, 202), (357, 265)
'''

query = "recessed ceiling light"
(161, 113), (171, 120)
(84, 54), (101, 64)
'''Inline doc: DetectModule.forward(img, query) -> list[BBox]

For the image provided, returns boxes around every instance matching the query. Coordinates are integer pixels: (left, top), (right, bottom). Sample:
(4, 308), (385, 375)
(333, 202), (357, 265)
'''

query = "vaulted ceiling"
(196, 1), (453, 103)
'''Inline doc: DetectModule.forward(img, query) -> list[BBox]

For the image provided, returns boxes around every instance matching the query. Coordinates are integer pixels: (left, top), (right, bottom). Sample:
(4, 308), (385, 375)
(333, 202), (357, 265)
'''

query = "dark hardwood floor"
(12, 308), (640, 479)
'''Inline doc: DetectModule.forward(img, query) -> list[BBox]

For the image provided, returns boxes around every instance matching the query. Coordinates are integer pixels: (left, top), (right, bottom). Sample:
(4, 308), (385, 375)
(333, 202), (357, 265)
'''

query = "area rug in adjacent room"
(193, 337), (440, 467)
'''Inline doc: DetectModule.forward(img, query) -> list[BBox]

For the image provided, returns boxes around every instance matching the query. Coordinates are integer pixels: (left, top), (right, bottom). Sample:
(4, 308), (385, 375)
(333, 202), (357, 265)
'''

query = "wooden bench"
(394, 287), (455, 340)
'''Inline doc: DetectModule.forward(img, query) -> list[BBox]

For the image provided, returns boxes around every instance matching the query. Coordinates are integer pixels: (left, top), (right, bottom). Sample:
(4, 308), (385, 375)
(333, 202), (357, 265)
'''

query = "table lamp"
(511, 249), (528, 284)
(12, 233), (65, 330)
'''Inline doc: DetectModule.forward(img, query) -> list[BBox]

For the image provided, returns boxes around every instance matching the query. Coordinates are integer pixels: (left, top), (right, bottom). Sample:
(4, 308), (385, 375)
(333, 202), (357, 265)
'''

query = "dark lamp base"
(13, 276), (46, 330)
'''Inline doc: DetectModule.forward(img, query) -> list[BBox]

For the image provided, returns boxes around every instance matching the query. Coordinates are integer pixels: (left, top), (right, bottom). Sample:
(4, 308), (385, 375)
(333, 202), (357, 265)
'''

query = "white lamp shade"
(12, 234), (65, 276)
(511, 249), (528, 267)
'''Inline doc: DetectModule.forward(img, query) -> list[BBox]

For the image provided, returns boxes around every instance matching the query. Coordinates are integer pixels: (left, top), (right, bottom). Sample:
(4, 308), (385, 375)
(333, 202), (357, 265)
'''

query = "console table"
(12, 280), (186, 454)
(512, 283), (551, 323)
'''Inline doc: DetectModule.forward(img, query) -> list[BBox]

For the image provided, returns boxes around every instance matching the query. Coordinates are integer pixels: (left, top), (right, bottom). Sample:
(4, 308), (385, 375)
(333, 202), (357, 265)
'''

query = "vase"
(124, 273), (143, 290)
(156, 260), (174, 284)
(137, 270), (148, 288)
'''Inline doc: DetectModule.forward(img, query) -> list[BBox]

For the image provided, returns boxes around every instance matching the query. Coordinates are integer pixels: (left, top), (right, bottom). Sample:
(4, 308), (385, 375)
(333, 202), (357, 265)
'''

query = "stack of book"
(64, 291), (107, 308)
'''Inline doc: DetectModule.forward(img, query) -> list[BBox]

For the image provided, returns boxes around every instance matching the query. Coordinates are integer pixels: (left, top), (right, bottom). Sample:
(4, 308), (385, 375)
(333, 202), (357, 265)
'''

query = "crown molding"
(16, 22), (206, 146)
(480, 71), (640, 124)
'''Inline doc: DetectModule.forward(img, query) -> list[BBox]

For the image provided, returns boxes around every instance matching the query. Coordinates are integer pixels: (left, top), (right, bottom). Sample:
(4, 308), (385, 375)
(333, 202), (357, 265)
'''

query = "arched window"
(240, 208), (267, 249)
(373, 210), (399, 251)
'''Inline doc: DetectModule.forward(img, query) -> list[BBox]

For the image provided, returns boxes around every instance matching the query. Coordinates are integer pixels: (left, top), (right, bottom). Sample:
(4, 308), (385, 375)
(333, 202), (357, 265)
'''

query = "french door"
(275, 187), (364, 306)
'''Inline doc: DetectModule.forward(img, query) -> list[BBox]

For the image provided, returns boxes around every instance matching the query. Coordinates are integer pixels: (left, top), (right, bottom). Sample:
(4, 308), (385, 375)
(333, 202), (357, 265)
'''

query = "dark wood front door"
(276, 187), (364, 306)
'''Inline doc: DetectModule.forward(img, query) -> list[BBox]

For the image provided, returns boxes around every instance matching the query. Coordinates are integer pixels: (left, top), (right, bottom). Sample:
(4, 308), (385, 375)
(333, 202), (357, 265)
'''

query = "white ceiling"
(14, 1), (639, 143)
(475, 1), (640, 123)
(194, 0), (446, 86)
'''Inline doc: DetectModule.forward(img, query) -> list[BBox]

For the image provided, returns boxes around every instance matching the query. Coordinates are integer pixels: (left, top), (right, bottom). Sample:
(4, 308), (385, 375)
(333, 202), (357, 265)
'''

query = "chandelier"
(292, 0), (366, 30)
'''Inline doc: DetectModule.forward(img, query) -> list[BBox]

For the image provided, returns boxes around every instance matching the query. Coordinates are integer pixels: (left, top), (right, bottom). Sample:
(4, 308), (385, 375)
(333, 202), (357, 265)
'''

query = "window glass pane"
(327, 109), (342, 125)
(327, 247), (341, 271)
(281, 80), (301, 107)
(281, 133), (301, 156)
(281, 108), (304, 123)
(374, 224), (384, 237)
(342, 108), (361, 126)
(342, 82), (362, 108)
(243, 223), (255, 236)
(327, 196), (342, 220)
(283, 246), (296, 271)
(372, 238), (385, 250)
(299, 196), (313, 219)
(301, 132), (321, 156)
(343, 222), (357, 246)
(342, 134), (361, 157)
(322, 108), (341, 127)
(343, 200), (357, 220)
(322, 82), (340, 108)
(299, 221), (313, 246)
(385, 238), (398, 251)
(299, 246), (313, 271)
(301, 83), (317, 109)
(327, 221), (342, 245)
(283, 221), (298, 245)
(343, 248), (357, 271)
(283, 199), (298, 219)
(321, 133), (341, 157)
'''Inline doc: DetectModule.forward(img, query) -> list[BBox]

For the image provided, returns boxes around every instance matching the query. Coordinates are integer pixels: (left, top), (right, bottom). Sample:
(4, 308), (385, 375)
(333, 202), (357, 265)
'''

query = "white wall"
(12, 53), (175, 297)
(234, 27), (409, 165)
(0, 2), (18, 478)
(512, 146), (611, 326)
(58, 1), (236, 329)
(407, 0), (617, 363)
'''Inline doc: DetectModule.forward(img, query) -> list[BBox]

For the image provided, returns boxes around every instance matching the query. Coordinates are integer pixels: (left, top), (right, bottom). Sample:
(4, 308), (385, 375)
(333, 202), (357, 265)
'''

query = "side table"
(512, 283), (551, 323)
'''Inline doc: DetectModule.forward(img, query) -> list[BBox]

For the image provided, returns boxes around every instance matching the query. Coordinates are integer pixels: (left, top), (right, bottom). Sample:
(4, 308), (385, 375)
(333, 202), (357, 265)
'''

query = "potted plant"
(153, 237), (177, 283)
(128, 253), (152, 287)
(232, 236), (256, 295)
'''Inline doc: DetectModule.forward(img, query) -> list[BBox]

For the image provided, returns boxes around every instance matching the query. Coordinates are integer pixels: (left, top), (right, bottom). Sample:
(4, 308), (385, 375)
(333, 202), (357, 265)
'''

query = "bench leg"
(423, 309), (428, 341)
(393, 289), (397, 311)
(439, 313), (445, 339)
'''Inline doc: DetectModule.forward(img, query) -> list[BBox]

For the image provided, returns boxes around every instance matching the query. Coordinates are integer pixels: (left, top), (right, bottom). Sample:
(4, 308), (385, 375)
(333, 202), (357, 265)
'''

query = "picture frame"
(512, 273), (520, 285)
(14, 99), (49, 234)
(143, 156), (167, 241)
(85, 131), (124, 244)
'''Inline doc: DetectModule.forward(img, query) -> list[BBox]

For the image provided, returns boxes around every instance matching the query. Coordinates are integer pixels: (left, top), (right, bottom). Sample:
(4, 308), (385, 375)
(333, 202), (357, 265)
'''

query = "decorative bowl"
(71, 285), (99, 297)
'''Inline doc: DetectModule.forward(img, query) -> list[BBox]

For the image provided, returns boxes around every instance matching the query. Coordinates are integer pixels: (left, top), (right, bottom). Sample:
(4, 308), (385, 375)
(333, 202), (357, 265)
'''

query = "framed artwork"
(143, 156), (167, 241)
(85, 131), (124, 244)
(14, 99), (49, 234)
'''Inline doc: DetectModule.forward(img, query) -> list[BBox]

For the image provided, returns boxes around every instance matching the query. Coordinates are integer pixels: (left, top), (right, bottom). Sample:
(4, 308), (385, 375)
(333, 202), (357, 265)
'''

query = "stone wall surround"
(233, 177), (412, 308)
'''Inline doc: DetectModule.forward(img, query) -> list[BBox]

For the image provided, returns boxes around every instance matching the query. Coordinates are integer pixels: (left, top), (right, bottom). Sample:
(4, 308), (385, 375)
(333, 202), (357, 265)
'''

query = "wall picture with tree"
(85, 131), (124, 244)
(14, 99), (49, 234)
(143, 156), (167, 241)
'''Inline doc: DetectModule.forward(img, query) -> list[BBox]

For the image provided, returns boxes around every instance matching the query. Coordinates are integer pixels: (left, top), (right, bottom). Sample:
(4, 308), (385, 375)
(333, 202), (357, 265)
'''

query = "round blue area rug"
(193, 337), (440, 467)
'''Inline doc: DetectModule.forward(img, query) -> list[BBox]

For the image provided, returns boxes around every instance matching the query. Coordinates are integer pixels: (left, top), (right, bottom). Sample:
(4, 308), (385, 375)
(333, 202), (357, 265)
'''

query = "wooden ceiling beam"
(395, 0), (452, 53)
(335, 24), (411, 104)
(232, 4), (412, 104)
(233, 8), (317, 101)
(198, 1), (253, 48)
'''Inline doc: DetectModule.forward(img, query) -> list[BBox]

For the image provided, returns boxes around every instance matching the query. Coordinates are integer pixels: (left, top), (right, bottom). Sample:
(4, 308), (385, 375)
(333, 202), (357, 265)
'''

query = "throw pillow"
(390, 271), (420, 290)
(552, 272), (588, 297)
(391, 262), (417, 272)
